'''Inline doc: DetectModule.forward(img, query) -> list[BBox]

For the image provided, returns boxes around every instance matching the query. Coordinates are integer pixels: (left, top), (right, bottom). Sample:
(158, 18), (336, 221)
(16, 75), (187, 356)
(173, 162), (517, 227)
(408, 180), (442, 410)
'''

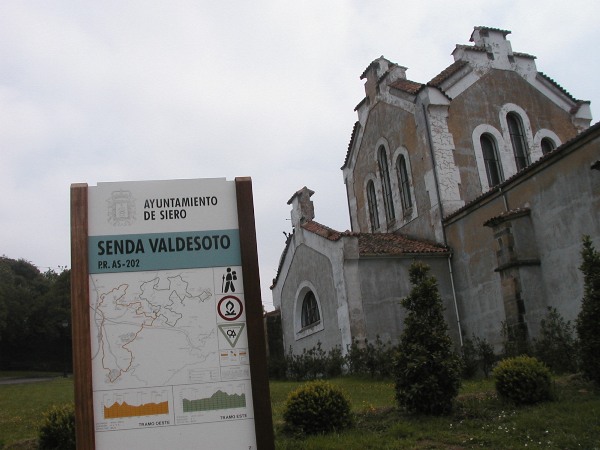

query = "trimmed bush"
(576, 236), (600, 385)
(38, 403), (76, 450)
(493, 356), (552, 405)
(283, 380), (353, 435)
(395, 262), (462, 415)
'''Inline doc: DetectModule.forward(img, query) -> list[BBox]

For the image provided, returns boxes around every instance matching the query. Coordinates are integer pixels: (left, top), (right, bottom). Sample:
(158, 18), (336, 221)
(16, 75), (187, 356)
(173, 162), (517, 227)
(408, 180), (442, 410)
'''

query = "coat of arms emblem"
(107, 190), (136, 226)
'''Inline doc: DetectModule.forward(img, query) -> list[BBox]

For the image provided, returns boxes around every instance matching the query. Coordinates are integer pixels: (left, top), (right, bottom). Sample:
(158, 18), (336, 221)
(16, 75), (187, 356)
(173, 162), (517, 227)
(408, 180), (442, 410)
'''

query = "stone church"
(270, 27), (599, 356)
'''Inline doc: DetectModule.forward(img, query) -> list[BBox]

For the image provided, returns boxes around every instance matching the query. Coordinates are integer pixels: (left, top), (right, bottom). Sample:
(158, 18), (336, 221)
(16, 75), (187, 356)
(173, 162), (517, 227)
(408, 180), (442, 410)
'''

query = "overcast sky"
(1, 0), (598, 310)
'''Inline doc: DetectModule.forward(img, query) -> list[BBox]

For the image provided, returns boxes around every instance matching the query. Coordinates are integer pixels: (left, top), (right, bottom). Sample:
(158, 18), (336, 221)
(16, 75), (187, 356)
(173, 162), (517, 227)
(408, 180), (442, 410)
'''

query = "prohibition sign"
(218, 295), (244, 321)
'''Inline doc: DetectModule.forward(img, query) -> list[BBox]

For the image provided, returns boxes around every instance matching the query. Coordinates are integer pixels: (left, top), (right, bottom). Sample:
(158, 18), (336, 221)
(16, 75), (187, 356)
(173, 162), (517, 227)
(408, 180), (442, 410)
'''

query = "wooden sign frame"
(70, 177), (274, 449)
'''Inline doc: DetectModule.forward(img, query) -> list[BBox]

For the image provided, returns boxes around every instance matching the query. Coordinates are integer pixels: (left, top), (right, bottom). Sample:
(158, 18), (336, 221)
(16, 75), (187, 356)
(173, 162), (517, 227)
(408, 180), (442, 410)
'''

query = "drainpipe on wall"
(422, 103), (464, 347)
(447, 255), (463, 347)
(498, 186), (509, 212)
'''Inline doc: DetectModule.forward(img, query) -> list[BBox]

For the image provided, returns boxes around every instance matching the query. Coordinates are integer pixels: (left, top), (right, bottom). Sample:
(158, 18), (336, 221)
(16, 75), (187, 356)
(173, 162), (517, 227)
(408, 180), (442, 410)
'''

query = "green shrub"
(533, 307), (578, 374)
(38, 403), (76, 450)
(460, 335), (497, 379)
(475, 335), (496, 378)
(285, 342), (344, 380)
(576, 236), (600, 385)
(461, 337), (479, 379)
(493, 356), (552, 405)
(501, 320), (530, 358)
(394, 262), (462, 415)
(346, 336), (396, 378)
(283, 380), (353, 435)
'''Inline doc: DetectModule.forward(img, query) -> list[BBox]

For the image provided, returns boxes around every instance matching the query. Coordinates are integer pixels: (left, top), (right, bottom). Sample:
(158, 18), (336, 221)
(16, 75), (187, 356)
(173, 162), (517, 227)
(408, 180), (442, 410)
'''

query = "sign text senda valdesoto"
(88, 230), (241, 273)
(97, 234), (231, 255)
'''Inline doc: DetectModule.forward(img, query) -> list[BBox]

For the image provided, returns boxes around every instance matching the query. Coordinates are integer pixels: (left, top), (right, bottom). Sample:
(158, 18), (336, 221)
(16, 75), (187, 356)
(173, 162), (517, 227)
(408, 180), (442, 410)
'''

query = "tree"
(0, 257), (71, 371)
(576, 236), (600, 385)
(533, 307), (578, 374)
(394, 262), (461, 415)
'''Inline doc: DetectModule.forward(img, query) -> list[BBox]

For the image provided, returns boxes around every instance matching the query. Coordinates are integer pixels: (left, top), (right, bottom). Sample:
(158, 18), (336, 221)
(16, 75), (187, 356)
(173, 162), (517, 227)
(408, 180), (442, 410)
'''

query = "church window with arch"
(507, 112), (530, 171)
(481, 133), (503, 187)
(378, 146), (395, 222)
(396, 154), (412, 210)
(366, 180), (379, 231)
(301, 291), (320, 328)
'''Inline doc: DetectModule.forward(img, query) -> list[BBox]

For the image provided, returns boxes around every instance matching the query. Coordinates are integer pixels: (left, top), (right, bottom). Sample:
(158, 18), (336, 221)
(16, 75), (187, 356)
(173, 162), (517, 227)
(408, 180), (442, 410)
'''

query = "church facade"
(271, 27), (599, 356)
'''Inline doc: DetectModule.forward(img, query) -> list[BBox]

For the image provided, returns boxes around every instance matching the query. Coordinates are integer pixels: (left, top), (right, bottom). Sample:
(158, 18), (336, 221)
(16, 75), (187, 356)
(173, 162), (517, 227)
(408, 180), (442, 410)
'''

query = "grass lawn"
(1, 373), (599, 449)
(271, 375), (600, 449)
(0, 376), (73, 449)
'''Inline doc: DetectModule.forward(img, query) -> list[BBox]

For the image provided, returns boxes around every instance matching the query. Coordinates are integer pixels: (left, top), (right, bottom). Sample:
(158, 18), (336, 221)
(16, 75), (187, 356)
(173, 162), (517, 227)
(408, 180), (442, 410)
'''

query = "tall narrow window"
(540, 137), (556, 155)
(396, 155), (412, 210)
(366, 181), (379, 231)
(507, 113), (530, 171)
(378, 146), (395, 221)
(481, 133), (503, 187)
(301, 291), (320, 328)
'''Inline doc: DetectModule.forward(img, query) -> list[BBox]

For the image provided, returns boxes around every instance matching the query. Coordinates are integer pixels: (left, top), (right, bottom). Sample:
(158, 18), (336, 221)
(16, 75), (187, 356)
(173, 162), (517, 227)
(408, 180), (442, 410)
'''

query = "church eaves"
(301, 220), (449, 256)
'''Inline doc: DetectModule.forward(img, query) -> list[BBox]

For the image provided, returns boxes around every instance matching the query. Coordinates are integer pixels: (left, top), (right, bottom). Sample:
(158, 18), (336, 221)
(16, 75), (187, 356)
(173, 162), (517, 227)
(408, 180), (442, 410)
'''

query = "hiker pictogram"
(222, 267), (237, 293)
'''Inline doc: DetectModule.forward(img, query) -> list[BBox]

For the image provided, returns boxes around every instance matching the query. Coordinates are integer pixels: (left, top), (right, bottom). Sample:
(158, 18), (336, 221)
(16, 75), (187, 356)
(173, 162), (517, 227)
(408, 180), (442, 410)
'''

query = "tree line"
(0, 256), (71, 372)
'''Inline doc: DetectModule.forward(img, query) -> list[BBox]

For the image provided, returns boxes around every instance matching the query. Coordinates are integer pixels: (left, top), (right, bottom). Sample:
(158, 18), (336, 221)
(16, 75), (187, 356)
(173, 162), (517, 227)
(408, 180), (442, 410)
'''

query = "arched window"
(481, 133), (503, 187)
(378, 146), (395, 222)
(540, 137), (556, 155)
(396, 155), (412, 210)
(366, 180), (379, 231)
(301, 291), (320, 328)
(507, 113), (530, 171)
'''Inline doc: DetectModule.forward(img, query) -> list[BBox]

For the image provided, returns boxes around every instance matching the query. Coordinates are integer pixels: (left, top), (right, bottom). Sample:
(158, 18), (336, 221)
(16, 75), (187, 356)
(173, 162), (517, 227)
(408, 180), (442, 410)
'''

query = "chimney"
(287, 187), (315, 228)
(360, 57), (407, 104)
(469, 26), (514, 62)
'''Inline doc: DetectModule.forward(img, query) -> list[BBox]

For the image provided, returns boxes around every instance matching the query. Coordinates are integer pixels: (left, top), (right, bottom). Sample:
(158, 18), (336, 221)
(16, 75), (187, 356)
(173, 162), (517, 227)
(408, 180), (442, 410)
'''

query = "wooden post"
(70, 183), (96, 449)
(235, 177), (275, 450)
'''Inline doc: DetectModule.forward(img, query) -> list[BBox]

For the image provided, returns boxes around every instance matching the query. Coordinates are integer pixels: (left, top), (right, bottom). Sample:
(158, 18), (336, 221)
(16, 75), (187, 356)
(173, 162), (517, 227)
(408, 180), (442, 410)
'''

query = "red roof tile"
(483, 208), (531, 227)
(537, 72), (582, 103)
(301, 221), (449, 255)
(301, 221), (347, 241)
(389, 78), (423, 94)
(342, 121), (361, 169)
(428, 60), (469, 87)
(357, 232), (449, 256)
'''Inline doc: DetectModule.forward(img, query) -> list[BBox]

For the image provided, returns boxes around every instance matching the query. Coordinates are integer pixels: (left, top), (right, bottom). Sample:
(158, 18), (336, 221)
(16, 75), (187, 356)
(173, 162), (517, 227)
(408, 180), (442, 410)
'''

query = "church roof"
(302, 221), (448, 255)
(388, 78), (422, 94)
(428, 60), (469, 87)
(537, 72), (587, 106)
(356, 232), (449, 256)
(270, 220), (449, 288)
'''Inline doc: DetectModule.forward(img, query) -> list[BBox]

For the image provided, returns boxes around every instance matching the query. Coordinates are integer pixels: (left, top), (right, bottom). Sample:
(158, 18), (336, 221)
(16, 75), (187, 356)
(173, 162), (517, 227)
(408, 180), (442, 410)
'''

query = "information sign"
(70, 178), (273, 449)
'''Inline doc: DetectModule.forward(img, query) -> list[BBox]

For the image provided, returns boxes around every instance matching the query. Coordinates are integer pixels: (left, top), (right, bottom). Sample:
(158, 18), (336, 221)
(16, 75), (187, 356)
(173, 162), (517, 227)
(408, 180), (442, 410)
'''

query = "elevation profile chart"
(95, 387), (174, 432)
(174, 381), (253, 425)
(104, 391), (169, 419)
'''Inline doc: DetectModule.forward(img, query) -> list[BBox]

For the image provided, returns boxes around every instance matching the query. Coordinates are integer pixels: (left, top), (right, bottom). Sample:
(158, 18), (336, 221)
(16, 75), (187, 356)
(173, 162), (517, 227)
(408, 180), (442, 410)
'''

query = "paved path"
(0, 377), (56, 385)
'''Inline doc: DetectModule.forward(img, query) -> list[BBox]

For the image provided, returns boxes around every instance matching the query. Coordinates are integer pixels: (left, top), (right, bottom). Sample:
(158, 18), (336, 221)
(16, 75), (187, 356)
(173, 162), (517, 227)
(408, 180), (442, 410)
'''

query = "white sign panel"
(86, 178), (257, 449)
